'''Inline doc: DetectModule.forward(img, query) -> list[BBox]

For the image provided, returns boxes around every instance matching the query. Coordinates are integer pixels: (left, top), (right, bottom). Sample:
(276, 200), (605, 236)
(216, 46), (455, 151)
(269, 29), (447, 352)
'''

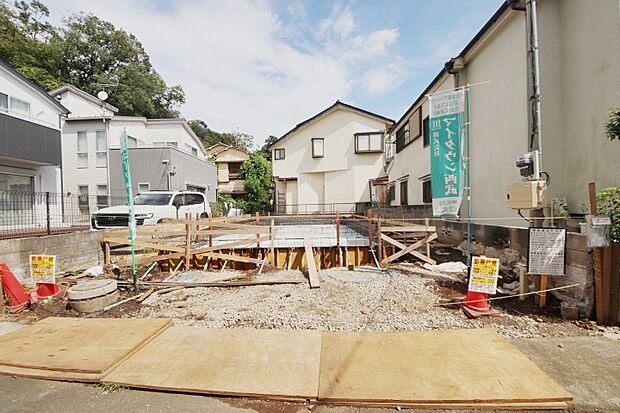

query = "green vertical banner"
(120, 130), (137, 288)
(429, 89), (465, 217)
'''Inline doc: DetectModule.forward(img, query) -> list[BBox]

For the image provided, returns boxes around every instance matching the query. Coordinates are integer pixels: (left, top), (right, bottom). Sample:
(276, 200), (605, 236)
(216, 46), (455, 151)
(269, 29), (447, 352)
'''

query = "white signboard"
(468, 256), (500, 294)
(528, 228), (566, 275)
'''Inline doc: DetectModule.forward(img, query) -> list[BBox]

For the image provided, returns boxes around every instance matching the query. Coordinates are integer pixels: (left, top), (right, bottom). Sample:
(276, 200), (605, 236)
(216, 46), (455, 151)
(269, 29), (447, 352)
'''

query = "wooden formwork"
(102, 214), (371, 274)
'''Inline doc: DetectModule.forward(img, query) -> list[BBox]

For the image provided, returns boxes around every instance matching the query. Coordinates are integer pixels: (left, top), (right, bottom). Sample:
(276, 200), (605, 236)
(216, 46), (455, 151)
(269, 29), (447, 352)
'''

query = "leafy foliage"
(188, 119), (253, 151)
(596, 187), (620, 243)
(606, 108), (620, 141)
(258, 134), (278, 159)
(0, 1), (184, 118)
(238, 153), (273, 214)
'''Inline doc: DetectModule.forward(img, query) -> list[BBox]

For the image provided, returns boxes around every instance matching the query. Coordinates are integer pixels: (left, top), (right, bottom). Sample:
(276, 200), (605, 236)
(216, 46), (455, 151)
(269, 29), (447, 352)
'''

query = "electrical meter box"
(506, 180), (547, 209)
(587, 215), (611, 247)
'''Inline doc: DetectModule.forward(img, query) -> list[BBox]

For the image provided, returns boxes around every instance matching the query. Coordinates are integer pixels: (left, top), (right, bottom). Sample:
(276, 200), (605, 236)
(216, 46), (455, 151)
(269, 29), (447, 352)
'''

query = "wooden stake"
(377, 218), (383, 263)
(589, 182), (606, 324)
(103, 241), (111, 265)
(519, 265), (527, 301)
(336, 212), (341, 267)
(255, 212), (260, 248)
(185, 213), (191, 270)
(539, 275), (548, 308)
(140, 262), (157, 280)
(270, 219), (275, 265)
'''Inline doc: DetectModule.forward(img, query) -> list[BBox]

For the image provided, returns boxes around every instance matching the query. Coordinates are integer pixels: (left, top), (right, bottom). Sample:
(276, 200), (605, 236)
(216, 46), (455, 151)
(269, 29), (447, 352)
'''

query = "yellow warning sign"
(30, 255), (56, 284)
(468, 256), (500, 294)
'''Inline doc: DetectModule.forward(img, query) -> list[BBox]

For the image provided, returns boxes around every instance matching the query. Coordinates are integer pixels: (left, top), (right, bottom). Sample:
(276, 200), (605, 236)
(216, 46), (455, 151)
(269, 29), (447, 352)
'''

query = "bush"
(596, 187), (620, 243)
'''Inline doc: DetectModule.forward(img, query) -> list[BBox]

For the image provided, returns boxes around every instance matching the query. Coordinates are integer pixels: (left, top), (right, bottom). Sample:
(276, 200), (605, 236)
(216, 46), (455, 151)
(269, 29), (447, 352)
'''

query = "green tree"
(238, 152), (273, 214)
(258, 135), (279, 159)
(56, 14), (185, 118)
(188, 119), (254, 151)
(0, 0), (61, 89)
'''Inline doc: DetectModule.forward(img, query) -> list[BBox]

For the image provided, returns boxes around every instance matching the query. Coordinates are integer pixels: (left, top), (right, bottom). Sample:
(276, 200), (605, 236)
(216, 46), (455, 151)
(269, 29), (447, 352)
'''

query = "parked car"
(91, 191), (211, 229)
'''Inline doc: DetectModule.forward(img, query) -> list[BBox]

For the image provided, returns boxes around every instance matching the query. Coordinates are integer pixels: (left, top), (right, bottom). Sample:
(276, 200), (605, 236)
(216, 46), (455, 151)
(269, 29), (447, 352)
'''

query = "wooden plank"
(321, 401), (567, 410)
(103, 237), (185, 253)
(304, 237), (320, 288)
(381, 226), (436, 232)
(201, 252), (263, 265)
(0, 318), (171, 374)
(381, 233), (437, 265)
(192, 235), (272, 254)
(318, 329), (572, 404)
(589, 182), (606, 324)
(103, 327), (322, 400)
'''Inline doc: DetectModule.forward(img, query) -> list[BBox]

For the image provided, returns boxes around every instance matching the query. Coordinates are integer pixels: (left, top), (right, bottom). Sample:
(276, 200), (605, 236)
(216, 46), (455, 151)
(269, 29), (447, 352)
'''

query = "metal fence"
(0, 191), (125, 240)
(273, 202), (372, 215)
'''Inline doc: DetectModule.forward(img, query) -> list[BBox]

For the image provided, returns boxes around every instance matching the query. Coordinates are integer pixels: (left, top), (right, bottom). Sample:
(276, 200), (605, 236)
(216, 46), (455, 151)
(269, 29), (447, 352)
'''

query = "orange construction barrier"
(462, 290), (492, 318)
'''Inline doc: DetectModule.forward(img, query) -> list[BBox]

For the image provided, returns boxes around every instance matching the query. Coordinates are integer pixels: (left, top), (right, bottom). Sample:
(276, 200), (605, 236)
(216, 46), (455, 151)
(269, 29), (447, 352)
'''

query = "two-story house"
(50, 85), (217, 213)
(386, 0), (620, 222)
(0, 59), (69, 229)
(268, 101), (393, 214)
(205, 144), (250, 199)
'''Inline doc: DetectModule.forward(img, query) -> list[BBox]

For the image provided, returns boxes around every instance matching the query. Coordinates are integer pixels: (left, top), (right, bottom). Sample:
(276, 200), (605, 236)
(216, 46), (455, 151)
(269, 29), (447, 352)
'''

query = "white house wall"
(54, 91), (115, 118)
(0, 69), (61, 129)
(538, 0), (620, 210)
(388, 73), (454, 206)
(458, 9), (529, 222)
(272, 108), (389, 207)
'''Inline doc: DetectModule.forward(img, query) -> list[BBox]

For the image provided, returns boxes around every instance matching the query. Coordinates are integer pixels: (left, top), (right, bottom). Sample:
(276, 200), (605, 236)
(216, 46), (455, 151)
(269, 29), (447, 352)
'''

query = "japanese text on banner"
(429, 89), (465, 217)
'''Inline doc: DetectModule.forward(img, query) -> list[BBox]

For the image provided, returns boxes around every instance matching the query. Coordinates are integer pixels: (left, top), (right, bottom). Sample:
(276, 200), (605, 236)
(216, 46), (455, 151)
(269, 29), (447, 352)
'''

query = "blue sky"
(46, 0), (503, 146)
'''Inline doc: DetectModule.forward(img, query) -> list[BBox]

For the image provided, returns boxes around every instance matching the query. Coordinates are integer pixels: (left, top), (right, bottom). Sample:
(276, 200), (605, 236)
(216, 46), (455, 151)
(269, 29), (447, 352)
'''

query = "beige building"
(205, 144), (250, 199)
(269, 101), (393, 214)
(386, 0), (620, 223)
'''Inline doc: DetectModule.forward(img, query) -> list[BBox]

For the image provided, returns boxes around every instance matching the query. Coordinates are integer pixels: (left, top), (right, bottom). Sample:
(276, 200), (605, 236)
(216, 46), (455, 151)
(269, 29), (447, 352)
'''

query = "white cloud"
(44, 0), (405, 146)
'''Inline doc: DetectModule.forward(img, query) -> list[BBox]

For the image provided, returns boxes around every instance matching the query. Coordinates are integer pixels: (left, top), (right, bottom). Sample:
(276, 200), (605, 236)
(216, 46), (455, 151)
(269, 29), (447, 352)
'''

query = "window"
(167, 141), (178, 147)
(274, 148), (285, 160)
(228, 162), (242, 179)
(185, 193), (205, 205)
(77, 132), (88, 168)
(422, 180), (432, 204)
(96, 130), (107, 168)
(395, 107), (422, 153)
(96, 185), (108, 209)
(387, 184), (395, 203)
(0, 93), (7, 111)
(355, 133), (383, 153)
(395, 124), (409, 153)
(192, 147), (198, 157)
(423, 116), (430, 148)
(78, 185), (89, 214)
(138, 183), (150, 193)
(9, 97), (30, 116)
(127, 136), (138, 148)
(312, 138), (324, 158)
(172, 194), (185, 208)
(400, 180), (408, 205)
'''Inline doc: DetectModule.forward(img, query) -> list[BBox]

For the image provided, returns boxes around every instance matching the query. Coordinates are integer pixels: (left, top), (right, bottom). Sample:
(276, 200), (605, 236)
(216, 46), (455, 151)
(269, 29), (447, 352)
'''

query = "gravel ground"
(137, 264), (604, 339)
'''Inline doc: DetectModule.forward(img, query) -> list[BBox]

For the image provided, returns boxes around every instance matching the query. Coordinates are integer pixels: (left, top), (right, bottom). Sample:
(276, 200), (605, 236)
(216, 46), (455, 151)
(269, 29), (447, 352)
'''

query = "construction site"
(1, 210), (619, 412)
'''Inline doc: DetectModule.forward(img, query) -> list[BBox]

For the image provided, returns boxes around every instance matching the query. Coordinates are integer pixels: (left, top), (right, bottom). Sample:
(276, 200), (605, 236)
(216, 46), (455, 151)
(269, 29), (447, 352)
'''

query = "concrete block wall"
(370, 204), (432, 220)
(0, 230), (103, 282)
(435, 220), (594, 317)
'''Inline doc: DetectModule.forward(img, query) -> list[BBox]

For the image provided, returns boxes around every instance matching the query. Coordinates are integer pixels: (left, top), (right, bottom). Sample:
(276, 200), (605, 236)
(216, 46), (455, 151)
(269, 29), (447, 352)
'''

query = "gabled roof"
(267, 101), (394, 150)
(205, 143), (250, 157)
(49, 84), (119, 113)
(0, 59), (69, 114)
(389, 0), (514, 132)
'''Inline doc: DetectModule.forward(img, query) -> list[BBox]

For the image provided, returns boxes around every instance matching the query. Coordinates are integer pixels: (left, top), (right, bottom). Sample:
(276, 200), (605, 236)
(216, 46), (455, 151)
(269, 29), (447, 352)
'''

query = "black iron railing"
(0, 191), (125, 239)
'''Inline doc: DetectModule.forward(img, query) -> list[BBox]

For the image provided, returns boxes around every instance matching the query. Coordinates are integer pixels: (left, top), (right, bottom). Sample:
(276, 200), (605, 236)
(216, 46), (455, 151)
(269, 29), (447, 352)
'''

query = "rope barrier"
(434, 282), (586, 307)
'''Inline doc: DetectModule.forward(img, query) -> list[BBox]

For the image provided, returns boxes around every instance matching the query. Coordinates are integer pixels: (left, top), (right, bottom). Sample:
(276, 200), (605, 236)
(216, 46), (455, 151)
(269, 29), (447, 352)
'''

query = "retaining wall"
(436, 220), (594, 317)
(0, 230), (103, 282)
